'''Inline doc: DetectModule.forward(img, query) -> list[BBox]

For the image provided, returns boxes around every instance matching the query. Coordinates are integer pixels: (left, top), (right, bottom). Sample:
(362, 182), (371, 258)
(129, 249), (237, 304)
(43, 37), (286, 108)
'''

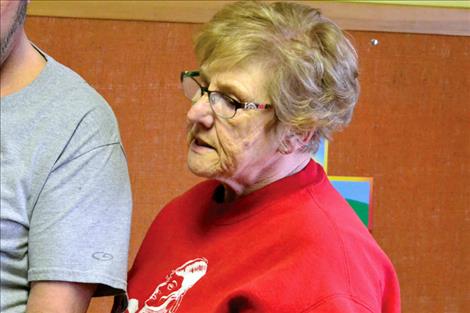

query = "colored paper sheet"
(329, 176), (374, 230)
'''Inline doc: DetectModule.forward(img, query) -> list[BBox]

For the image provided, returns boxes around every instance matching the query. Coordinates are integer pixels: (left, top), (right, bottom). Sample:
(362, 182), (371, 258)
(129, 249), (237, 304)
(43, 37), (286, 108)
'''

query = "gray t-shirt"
(0, 51), (132, 312)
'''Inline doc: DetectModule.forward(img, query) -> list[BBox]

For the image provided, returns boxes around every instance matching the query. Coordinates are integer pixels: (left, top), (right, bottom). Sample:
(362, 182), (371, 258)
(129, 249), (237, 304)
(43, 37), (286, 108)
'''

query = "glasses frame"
(180, 70), (272, 119)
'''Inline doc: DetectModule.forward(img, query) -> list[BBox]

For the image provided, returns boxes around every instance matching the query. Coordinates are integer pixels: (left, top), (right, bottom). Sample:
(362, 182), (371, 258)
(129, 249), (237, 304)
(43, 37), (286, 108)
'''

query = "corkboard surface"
(24, 16), (469, 313)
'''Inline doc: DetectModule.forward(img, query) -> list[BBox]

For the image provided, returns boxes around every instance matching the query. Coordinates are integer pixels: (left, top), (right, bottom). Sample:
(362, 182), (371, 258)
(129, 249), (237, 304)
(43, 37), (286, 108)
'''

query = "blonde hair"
(194, 1), (359, 152)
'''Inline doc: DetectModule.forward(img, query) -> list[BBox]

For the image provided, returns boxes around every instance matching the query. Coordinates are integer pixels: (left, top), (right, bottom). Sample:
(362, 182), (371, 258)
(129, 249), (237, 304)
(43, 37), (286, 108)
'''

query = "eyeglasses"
(180, 71), (272, 119)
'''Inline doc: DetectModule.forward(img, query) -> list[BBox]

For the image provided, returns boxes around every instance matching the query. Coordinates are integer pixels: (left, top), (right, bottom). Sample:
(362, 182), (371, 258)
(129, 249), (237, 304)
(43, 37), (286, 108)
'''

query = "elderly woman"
(124, 2), (400, 313)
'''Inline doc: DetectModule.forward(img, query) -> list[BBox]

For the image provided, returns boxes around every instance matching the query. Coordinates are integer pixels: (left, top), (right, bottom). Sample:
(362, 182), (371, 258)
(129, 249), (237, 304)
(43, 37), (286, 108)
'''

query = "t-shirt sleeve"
(27, 104), (132, 296)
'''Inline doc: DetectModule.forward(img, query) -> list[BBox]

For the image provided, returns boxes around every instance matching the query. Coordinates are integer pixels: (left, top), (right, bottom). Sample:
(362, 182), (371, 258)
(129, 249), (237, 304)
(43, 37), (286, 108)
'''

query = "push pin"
(371, 39), (379, 46)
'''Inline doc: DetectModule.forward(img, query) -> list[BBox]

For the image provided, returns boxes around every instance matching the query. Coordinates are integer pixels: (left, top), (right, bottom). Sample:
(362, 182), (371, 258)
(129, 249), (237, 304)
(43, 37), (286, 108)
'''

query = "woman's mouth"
(194, 137), (213, 148)
(190, 137), (215, 152)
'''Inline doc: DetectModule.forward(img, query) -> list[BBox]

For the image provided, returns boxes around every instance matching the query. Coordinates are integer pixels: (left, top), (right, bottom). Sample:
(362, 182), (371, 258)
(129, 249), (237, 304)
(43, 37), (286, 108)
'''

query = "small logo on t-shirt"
(128, 257), (208, 313)
(92, 252), (113, 261)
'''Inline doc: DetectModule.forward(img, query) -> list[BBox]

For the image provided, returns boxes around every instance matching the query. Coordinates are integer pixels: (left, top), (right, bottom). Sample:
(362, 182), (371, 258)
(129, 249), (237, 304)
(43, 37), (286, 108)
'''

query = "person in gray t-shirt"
(0, 1), (132, 312)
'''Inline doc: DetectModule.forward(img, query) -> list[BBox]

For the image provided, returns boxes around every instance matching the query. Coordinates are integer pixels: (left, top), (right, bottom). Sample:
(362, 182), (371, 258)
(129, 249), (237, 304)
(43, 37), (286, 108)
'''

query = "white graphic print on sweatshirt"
(128, 258), (208, 313)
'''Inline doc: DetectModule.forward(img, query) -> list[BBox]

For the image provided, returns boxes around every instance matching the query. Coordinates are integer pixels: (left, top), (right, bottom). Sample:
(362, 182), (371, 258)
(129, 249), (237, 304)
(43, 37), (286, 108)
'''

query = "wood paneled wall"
(24, 16), (469, 313)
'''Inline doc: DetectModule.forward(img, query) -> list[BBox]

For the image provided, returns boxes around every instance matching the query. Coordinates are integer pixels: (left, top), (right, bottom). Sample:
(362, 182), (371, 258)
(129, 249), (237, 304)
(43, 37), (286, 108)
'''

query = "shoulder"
(44, 56), (104, 103)
(36, 55), (117, 129)
(264, 180), (398, 311)
(33, 56), (124, 160)
(299, 176), (394, 263)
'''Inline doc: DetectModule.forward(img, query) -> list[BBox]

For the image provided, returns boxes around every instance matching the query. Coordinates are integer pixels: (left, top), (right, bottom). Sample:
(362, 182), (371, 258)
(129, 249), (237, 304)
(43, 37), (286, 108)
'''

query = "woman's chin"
(187, 158), (219, 179)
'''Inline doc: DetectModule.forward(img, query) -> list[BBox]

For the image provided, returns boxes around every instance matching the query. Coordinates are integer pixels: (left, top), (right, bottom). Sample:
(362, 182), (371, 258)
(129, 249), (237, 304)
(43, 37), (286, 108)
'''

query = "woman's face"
(186, 64), (282, 189)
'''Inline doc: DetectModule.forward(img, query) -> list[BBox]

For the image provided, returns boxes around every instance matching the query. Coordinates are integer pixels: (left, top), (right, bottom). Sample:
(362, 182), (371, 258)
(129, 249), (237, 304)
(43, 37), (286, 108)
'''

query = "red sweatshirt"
(125, 161), (400, 312)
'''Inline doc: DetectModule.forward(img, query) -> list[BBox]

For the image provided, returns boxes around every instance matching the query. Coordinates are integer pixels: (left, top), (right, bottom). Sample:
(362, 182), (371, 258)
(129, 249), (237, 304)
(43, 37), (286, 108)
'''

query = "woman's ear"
(278, 128), (315, 154)
(278, 139), (292, 154)
(296, 129), (315, 146)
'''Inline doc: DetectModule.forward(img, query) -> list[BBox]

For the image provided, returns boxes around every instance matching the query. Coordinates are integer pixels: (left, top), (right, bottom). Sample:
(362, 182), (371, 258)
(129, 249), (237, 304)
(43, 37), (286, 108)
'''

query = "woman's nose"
(187, 95), (215, 128)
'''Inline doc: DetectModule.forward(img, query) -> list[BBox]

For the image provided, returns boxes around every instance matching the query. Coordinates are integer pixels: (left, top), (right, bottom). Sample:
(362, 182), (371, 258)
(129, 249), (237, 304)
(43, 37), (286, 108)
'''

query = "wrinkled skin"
(186, 64), (284, 198)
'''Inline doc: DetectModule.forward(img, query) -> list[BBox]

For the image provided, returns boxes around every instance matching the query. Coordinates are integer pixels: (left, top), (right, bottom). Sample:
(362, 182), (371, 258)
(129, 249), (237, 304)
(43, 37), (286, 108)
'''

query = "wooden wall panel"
(24, 17), (469, 313)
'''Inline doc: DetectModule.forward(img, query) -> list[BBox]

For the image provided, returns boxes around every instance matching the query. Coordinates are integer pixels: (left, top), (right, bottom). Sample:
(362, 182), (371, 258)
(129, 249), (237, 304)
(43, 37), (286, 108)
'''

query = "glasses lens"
(209, 92), (236, 118)
(182, 77), (202, 103)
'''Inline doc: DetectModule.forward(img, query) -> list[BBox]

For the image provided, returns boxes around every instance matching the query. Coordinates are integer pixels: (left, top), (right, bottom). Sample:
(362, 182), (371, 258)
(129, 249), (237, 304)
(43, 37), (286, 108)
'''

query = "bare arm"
(26, 281), (97, 313)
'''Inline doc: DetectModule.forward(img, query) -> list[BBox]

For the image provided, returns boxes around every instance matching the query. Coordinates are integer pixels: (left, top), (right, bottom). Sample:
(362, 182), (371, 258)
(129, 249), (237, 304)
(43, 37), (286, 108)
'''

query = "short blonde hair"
(194, 1), (359, 153)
